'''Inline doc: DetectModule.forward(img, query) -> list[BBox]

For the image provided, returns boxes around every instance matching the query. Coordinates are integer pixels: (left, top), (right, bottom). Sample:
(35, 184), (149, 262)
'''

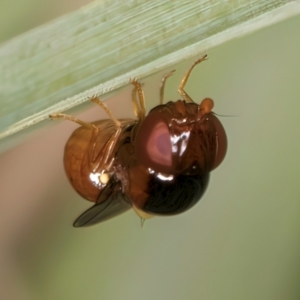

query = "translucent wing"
(73, 179), (131, 227)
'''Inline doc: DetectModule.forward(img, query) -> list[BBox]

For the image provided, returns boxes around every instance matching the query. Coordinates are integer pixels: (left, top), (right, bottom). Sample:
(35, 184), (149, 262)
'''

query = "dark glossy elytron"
(50, 55), (227, 227)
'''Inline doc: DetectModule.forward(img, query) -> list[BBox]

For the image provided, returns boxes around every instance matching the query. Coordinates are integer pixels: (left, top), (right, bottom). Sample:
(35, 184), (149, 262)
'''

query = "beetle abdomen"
(64, 120), (120, 202)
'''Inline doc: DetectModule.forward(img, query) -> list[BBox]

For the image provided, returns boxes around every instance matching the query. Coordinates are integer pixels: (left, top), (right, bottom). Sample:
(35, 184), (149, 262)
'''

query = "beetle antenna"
(211, 112), (238, 117)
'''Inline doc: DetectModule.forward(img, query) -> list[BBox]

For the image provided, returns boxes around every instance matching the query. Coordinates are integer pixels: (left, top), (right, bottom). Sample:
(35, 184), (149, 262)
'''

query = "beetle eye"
(134, 112), (172, 173)
(209, 114), (227, 169)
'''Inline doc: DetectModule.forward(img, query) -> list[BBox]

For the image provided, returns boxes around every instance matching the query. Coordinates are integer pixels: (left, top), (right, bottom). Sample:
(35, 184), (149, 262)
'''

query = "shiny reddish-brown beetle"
(50, 55), (227, 227)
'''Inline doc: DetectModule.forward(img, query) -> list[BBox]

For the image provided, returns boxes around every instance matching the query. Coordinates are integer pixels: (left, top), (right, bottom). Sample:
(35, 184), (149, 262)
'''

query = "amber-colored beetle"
(50, 55), (227, 227)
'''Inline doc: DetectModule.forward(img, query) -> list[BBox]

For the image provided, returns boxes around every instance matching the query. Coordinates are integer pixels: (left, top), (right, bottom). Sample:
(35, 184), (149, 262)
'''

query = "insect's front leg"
(178, 55), (207, 103)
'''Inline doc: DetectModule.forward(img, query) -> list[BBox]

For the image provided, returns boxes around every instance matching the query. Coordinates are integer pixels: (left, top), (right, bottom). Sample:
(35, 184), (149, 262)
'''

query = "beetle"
(50, 55), (227, 227)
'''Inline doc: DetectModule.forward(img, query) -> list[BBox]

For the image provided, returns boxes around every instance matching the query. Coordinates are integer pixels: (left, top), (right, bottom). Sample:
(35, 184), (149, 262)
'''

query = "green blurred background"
(0, 1), (300, 300)
(0, 0), (93, 44)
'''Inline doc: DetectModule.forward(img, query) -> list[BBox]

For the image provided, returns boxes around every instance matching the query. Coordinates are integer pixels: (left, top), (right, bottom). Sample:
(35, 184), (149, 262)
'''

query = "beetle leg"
(87, 97), (124, 169)
(90, 125), (123, 171)
(103, 127), (122, 167)
(160, 70), (175, 105)
(131, 85), (141, 119)
(130, 78), (146, 121)
(89, 124), (124, 172)
(49, 113), (98, 131)
(90, 97), (121, 128)
(178, 55), (207, 103)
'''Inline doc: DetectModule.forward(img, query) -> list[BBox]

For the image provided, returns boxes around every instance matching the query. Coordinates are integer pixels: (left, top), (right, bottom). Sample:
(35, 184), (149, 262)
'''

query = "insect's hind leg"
(49, 113), (98, 131)
(178, 55), (207, 103)
(89, 97), (121, 128)
(50, 96), (121, 130)
(130, 78), (146, 121)
(160, 70), (175, 105)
